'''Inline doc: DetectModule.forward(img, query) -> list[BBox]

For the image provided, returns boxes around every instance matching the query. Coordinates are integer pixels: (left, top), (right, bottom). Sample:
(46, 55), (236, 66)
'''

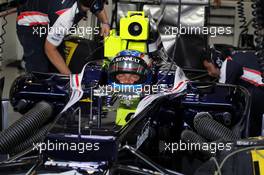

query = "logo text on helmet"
(116, 56), (141, 63)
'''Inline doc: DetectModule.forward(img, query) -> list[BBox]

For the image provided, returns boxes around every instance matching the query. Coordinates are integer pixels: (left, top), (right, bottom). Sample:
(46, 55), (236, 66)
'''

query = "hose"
(181, 129), (208, 144)
(181, 129), (215, 157)
(252, 0), (264, 81)
(193, 112), (240, 141)
(0, 101), (53, 154)
(10, 124), (52, 155)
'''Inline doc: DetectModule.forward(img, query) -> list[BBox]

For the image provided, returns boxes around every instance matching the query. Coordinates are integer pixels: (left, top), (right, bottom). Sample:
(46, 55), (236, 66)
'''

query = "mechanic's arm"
(45, 5), (75, 75)
(44, 41), (71, 75)
(96, 7), (110, 37)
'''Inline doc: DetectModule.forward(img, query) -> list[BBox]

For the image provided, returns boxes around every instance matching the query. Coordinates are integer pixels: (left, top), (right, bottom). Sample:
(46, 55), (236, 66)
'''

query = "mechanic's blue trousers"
(17, 26), (64, 73)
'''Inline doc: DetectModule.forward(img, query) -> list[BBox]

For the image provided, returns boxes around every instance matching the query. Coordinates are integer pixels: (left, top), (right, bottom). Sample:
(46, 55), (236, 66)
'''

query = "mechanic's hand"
(213, 0), (221, 7)
(100, 23), (110, 37)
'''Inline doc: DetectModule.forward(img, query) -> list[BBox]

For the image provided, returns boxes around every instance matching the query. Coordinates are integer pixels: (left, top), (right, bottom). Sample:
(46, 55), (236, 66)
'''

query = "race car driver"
(17, 0), (110, 74)
(108, 50), (151, 85)
(203, 46), (264, 136)
(115, 74), (141, 84)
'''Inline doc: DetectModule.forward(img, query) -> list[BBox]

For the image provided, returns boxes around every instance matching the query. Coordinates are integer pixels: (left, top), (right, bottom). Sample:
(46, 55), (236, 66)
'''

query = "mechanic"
(203, 46), (264, 136)
(17, 0), (110, 74)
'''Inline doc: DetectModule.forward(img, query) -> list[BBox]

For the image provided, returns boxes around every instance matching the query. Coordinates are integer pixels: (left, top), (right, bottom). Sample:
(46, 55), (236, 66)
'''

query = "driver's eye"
(131, 75), (139, 80)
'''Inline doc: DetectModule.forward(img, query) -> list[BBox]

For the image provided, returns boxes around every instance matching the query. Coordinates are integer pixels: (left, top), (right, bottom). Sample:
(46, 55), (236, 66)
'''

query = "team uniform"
(17, 0), (102, 72)
(218, 51), (264, 136)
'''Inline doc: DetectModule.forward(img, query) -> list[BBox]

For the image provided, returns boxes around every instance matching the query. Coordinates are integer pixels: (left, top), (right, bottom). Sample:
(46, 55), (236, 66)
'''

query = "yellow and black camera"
(104, 11), (149, 58)
(120, 11), (149, 40)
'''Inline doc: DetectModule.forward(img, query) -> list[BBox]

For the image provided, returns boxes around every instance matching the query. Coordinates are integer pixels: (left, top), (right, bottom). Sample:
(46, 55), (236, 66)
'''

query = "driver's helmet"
(108, 50), (150, 84)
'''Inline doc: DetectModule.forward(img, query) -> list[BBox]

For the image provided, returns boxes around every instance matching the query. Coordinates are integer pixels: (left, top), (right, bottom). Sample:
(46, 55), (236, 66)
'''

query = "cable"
(237, 0), (247, 34)
(251, 0), (264, 82)
(0, 15), (7, 69)
(119, 145), (178, 175)
(210, 157), (221, 175)
(237, 0), (249, 48)
(212, 145), (264, 175)
(0, 0), (13, 69)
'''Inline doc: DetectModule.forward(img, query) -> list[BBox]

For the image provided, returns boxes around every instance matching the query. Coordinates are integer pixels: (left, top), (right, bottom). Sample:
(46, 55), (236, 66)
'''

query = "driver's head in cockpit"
(108, 50), (151, 85)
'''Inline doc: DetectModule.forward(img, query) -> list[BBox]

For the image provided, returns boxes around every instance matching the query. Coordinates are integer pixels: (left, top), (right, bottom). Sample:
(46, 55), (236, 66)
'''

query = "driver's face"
(116, 74), (140, 84)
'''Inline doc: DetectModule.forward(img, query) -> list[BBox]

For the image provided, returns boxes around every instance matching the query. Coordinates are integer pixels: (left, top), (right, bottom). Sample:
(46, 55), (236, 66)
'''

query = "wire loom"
(252, 0), (264, 81)
(0, 15), (7, 68)
(0, 6), (16, 69)
(237, 0), (248, 35)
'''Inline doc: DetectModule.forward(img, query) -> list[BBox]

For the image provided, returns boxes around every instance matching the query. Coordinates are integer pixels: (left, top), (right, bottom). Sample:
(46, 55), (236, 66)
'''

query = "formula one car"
(1, 54), (257, 174)
(0, 6), (264, 175)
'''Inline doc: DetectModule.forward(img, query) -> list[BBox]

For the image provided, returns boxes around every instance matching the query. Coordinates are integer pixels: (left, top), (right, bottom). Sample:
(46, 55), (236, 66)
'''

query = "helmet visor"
(109, 56), (149, 84)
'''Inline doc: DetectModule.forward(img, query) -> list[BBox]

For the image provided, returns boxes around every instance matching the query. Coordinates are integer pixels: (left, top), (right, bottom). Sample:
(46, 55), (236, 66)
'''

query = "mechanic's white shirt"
(219, 59), (227, 83)
(46, 2), (79, 46)
(219, 59), (264, 86)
